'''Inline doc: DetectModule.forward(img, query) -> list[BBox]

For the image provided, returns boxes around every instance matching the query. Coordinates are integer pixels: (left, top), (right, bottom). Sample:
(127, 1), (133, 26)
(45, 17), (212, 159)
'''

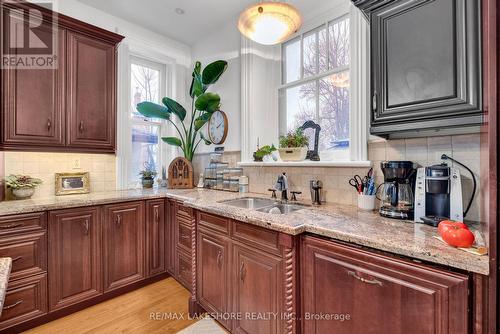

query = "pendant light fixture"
(238, 1), (302, 45)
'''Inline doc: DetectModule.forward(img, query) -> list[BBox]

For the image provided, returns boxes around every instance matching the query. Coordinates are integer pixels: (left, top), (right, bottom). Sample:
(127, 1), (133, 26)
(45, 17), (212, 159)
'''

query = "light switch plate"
(73, 158), (81, 169)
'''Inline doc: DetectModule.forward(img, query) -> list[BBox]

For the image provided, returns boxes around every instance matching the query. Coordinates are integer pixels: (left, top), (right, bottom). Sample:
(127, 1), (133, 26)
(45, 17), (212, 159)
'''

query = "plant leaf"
(202, 60), (228, 85)
(162, 97), (187, 121)
(161, 137), (182, 147)
(194, 113), (211, 131)
(195, 93), (220, 112)
(193, 61), (201, 77)
(191, 77), (205, 97)
(199, 132), (212, 145)
(136, 102), (171, 120)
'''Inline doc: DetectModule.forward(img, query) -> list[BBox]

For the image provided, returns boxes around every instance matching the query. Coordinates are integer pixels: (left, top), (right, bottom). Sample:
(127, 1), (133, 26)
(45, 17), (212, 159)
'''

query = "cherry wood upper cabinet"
(66, 31), (116, 152)
(0, 1), (123, 153)
(301, 236), (469, 334)
(48, 207), (102, 311)
(103, 202), (145, 292)
(1, 7), (65, 148)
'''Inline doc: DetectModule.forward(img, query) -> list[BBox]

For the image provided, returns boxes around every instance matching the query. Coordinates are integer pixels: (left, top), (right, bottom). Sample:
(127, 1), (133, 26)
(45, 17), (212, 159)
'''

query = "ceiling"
(76, 0), (332, 45)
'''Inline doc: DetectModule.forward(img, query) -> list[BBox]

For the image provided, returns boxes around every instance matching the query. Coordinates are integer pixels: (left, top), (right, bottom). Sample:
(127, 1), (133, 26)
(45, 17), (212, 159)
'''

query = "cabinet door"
(301, 236), (469, 334)
(370, 0), (481, 137)
(145, 199), (166, 277)
(166, 200), (175, 274)
(103, 202), (145, 291)
(1, 9), (65, 148)
(233, 244), (282, 334)
(48, 207), (102, 311)
(197, 230), (230, 328)
(66, 31), (116, 152)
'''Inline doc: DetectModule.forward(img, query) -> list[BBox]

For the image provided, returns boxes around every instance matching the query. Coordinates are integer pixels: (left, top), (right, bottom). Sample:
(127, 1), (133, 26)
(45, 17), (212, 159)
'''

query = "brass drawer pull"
(180, 235), (190, 240)
(348, 271), (383, 287)
(3, 299), (23, 310)
(216, 250), (222, 268)
(11, 256), (22, 262)
(47, 118), (51, 130)
(0, 223), (23, 229)
(82, 219), (89, 235)
(239, 261), (246, 282)
(79, 121), (84, 132)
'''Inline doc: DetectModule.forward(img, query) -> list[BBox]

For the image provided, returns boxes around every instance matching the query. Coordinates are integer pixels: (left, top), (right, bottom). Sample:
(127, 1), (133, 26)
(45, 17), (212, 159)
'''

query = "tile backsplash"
(193, 134), (483, 222)
(3, 152), (116, 199)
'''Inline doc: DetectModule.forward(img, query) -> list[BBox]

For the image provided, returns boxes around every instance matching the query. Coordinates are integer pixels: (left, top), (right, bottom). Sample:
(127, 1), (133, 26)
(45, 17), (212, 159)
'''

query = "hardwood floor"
(25, 278), (198, 334)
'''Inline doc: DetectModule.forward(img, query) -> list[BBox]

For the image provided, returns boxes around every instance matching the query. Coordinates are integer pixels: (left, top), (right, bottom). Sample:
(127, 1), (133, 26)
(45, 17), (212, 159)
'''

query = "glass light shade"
(238, 2), (302, 45)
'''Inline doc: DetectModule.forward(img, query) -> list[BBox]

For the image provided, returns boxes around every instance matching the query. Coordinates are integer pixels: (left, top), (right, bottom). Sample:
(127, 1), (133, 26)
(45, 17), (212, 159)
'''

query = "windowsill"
(237, 161), (373, 168)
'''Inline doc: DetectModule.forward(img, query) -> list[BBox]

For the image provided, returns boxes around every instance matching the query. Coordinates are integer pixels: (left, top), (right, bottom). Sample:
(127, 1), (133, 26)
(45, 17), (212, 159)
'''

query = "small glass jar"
(229, 177), (240, 192)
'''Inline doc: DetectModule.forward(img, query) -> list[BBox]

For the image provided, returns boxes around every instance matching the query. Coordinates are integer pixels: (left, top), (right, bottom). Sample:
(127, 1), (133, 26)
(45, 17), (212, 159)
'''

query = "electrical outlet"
(73, 158), (81, 169)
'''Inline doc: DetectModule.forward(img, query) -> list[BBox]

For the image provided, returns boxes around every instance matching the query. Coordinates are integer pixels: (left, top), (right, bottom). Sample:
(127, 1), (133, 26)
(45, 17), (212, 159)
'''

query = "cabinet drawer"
(177, 221), (192, 253)
(232, 221), (280, 255)
(198, 212), (229, 235)
(0, 274), (47, 330)
(0, 232), (47, 280)
(176, 203), (193, 220)
(0, 213), (46, 236)
(176, 250), (192, 292)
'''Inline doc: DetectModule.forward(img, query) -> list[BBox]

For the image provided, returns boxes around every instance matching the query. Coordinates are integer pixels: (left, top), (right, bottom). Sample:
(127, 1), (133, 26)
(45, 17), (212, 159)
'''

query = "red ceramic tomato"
(438, 221), (475, 248)
(438, 220), (469, 236)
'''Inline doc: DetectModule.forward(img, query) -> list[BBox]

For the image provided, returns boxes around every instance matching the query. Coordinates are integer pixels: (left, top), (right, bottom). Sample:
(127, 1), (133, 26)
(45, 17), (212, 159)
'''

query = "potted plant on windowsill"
(139, 163), (157, 189)
(253, 144), (277, 162)
(278, 129), (309, 162)
(6, 174), (43, 199)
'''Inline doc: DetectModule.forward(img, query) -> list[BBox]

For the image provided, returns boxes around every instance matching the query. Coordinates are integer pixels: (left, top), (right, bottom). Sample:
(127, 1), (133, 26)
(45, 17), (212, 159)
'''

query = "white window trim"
(239, 3), (369, 165)
(116, 40), (176, 189)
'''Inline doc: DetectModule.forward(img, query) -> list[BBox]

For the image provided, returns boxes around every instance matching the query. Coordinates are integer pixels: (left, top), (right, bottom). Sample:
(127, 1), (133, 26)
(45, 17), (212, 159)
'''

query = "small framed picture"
(55, 172), (90, 196)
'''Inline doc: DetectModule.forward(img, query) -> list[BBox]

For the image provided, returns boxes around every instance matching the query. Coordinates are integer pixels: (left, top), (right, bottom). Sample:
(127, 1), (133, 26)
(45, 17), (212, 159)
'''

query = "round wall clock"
(207, 110), (228, 145)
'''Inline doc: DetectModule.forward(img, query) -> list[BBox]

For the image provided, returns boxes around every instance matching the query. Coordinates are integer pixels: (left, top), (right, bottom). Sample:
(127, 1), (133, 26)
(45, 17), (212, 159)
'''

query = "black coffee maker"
(378, 161), (416, 219)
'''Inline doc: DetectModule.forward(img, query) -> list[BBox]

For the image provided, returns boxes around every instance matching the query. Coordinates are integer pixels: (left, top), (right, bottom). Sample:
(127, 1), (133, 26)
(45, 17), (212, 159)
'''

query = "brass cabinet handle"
(47, 118), (51, 131)
(239, 261), (246, 282)
(115, 214), (121, 227)
(154, 208), (159, 223)
(216, 250), (222, 268)
(348, 270), (383, 287)
(79, 121), (84, 132)
(11, 256), (22, 262)
(0, 223), (23, 229)
(82, 219), (89, 235)
(3, 299), (23, 310)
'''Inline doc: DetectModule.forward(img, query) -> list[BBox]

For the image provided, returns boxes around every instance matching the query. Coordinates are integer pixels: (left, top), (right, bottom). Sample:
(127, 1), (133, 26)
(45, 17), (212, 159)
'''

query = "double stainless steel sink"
(220, 197), (309, 214)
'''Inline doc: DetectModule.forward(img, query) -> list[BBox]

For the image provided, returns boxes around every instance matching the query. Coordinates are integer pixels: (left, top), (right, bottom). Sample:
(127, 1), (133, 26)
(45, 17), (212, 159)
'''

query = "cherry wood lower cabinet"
(197, 229), (230, 328)
(195, 212), (298, 334)
(103, 201), (145, 291)
(48, 207), (102, 311)
(145, 199), (166, 277)
(301, 235), (470, 334)
(232, 243), (282, 334)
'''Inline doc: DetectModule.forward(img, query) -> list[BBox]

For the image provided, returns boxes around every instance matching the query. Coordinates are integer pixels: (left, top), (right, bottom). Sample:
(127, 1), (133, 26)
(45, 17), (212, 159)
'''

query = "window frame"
(126, 54), (170, 188)
(279, 14), (351, 161)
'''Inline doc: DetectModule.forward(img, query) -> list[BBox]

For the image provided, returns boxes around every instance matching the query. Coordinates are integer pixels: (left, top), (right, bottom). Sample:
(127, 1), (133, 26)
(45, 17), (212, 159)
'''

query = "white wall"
(191, 19), (241, 153)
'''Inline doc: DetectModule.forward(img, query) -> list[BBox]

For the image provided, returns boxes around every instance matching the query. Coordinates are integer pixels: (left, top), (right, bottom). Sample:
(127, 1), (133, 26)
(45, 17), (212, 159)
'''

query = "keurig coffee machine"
(414, 154), (476, 226)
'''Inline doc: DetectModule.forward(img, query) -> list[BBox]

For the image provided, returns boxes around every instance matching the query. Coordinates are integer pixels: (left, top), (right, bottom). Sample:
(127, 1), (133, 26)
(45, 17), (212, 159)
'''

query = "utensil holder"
(358, 194), (376, 211)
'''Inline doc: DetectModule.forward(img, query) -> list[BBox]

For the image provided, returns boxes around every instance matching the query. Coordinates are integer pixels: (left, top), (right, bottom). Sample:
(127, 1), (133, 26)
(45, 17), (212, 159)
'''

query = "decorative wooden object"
(168, 158), (194, 189)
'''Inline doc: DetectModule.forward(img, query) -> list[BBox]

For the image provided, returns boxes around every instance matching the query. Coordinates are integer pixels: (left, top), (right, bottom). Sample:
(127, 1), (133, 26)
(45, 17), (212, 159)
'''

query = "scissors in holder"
(349, 175), (367, 193)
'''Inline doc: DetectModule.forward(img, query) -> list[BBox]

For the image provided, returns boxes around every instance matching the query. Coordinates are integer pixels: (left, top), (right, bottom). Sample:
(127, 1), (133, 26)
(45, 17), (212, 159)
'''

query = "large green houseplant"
(136, 60), (228, 161)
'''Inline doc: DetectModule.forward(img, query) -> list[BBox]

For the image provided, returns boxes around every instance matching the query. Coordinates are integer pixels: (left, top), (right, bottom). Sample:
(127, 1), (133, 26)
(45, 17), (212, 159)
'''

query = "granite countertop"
(0, 258), (12, 315)
(0, 188), (489, 275)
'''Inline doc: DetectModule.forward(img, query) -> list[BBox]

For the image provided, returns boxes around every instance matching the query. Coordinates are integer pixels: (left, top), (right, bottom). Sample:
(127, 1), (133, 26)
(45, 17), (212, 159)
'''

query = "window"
(128, 56), (167, 187)
(280, 16), (350, 160)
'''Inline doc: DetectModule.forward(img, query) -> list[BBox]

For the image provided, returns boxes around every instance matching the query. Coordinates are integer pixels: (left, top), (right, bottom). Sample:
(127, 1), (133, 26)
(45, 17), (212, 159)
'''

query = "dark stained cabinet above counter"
(353, 0), (483, 138)
(0, 1), (123, 153)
